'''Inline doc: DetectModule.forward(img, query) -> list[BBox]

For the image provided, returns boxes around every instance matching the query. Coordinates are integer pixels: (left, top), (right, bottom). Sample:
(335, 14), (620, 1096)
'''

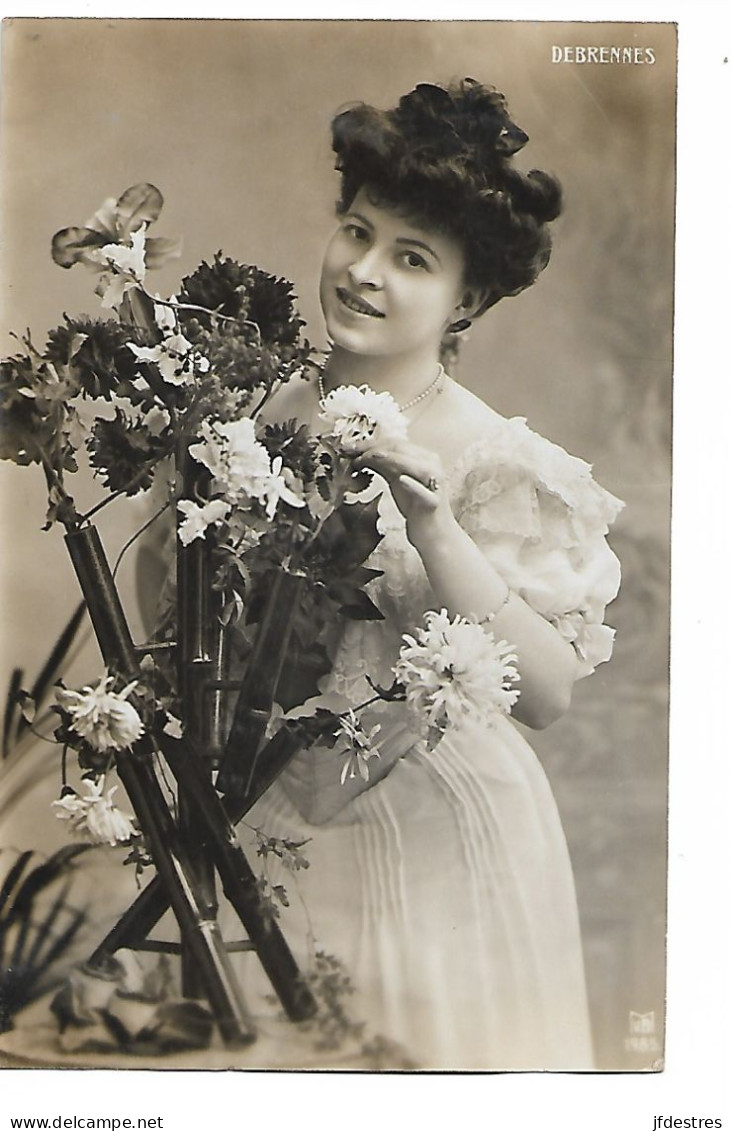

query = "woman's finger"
(396, 474), (440, 510)
(355, 446), (442, 489)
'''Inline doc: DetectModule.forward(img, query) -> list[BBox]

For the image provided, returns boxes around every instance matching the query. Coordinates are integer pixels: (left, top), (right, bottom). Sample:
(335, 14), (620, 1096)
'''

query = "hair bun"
(396, 79), (529, 165)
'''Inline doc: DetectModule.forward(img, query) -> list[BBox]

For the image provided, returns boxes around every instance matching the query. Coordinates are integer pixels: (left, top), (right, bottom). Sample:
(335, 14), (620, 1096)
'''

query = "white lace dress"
(236, 413), (623, 1071)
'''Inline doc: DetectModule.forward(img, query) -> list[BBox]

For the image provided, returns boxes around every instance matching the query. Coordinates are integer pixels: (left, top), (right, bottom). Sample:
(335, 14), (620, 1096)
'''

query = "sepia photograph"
(0, 15), (676, 1080)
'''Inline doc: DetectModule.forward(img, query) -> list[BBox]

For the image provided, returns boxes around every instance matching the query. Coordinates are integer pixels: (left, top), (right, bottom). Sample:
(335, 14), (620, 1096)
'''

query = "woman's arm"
(409, 508), (577, 729)
(355, 444), (578, 730)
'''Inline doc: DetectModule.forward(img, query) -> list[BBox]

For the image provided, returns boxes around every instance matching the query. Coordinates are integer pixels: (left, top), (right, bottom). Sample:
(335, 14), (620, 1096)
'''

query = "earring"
(449, 318), (472, 334)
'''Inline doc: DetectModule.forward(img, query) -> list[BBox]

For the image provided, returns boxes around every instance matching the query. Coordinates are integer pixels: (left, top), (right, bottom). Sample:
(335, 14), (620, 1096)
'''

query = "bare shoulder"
(258, 370), (319, 428)
(412, 375), (505, 463)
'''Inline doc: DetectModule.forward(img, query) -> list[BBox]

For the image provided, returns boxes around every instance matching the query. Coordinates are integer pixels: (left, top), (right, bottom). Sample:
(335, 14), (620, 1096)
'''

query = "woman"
(236, 79), (622, 1071)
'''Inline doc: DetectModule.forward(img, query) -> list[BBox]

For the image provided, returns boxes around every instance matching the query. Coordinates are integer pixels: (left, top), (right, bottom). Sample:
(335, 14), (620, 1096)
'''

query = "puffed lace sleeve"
(451, 416), (623, 679)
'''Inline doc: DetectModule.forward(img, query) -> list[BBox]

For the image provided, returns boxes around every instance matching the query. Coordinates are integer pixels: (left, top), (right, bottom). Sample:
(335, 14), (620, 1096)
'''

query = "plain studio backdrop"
(0, 19), (674, 1070)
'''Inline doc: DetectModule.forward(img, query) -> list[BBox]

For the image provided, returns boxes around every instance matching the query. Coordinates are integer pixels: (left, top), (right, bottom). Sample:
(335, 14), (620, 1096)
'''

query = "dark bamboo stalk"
(207, 598), (230, 766)
(216, 570), (305, 797)
(175, 471), (218, 998)
(157, 727), (316, 1021)
(87, 875), (169, 965)
(85, 727), (303, 965)
(114, 751), (256, 1044)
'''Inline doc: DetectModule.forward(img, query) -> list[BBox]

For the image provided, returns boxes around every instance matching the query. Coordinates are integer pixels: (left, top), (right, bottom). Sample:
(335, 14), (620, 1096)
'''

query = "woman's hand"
(355, 439), (578, 731)
(353, 439), (455, 546)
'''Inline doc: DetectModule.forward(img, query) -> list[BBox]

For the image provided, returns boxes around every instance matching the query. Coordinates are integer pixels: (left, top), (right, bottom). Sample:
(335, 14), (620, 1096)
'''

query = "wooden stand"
(64, 524), (316, 1045)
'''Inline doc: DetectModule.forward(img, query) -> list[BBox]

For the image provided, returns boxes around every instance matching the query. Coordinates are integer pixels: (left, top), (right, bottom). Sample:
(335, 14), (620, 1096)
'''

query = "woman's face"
(319, 190), (469, 361)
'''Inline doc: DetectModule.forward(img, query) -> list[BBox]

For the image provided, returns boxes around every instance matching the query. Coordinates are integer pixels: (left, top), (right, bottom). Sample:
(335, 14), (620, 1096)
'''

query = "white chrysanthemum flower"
(318, 384), (408, 455)
(336, 710), (382, 784)
(189, 419), (305, 518)
(394, 609), (520, 748)
(190, 418), (269, 490)
(177, 498), (231, 545)
(52, 776), (136, 846)
(55, 673), (145, 751)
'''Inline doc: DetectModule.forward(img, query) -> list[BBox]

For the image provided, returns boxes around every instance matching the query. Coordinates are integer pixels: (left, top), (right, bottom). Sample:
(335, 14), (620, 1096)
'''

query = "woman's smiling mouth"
(336, 286), (385, 318)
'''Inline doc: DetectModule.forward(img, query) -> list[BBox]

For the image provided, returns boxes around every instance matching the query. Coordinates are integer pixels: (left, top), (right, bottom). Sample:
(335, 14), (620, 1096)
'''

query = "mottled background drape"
(0, 19), (675, 1069)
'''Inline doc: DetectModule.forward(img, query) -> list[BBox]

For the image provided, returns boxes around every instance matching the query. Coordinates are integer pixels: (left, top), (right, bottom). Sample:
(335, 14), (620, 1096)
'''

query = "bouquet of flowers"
(2, 182), (521, 819)
(1, 184), (521, 1050)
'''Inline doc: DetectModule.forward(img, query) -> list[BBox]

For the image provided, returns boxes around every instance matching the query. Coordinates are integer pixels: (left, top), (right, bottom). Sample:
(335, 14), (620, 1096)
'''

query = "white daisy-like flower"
(394, 609), (520, 748)
(152, 294), (178, 334)
(177, 497), (231, 545)
(55, 673), (145, 752)
(85, 228), (147, 309)
(52, 777), (136, 846)
(190, 418), (269, 492)
(318, 384), (408, 455)
(128, 331), (208, 386)
(336, 710), (382, 784)
(96, 227), (147, 280)
(259, 456), (306, 520)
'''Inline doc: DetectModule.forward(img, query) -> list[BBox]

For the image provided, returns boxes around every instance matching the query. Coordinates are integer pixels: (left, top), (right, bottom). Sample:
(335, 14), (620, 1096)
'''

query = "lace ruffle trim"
(449, 417), (624, 542)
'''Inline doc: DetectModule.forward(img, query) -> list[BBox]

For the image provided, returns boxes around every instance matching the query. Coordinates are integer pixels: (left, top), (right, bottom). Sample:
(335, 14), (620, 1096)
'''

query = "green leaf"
(334, 589), (384, 622)
(284, 708), (341, 751)
(1, 847), (90, 1028)
(274, 643), (331, 711)
(0, 852), (34, 918)
(309, 495), (384, 580)
(2, 668), (23, 760)
(1, 846), (90, 936)
(338, 496), (384, 565)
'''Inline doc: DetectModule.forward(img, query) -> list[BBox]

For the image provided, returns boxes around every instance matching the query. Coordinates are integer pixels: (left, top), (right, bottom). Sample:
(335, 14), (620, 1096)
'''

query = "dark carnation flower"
(88, 410), (170, 494)
(177, 254), (306, 348)
(260, 419), (320, 485)
(177, 254), (255, 320)
(175, 255), (312, 395)
(46, 317), (138, 400)
(241, 270), (303, 348)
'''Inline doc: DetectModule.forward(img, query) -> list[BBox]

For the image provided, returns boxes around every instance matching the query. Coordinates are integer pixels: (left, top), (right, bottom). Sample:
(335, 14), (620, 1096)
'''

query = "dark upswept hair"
(331, 79), (562, 315)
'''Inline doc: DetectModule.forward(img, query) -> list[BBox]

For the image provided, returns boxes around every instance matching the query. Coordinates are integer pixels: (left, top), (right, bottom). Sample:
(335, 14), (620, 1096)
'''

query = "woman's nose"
(347, 248), (383, 289)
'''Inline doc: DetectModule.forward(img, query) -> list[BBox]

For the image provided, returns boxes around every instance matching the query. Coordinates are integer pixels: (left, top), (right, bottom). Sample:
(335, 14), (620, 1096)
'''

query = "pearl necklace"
(317, 364), (446, 413)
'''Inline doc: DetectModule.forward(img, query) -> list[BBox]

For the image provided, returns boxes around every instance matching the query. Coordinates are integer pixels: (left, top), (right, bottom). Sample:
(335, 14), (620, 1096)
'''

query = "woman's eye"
(344, 223), (369, 242)
(401, 250), (429, 271)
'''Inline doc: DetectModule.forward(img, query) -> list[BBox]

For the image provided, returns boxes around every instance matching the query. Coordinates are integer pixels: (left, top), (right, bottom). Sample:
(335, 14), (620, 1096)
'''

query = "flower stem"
(148, 295), (239, 325)
(27, 725), (61, 745)
(249, 379), (281, 419)
(111, 498), (174, 581)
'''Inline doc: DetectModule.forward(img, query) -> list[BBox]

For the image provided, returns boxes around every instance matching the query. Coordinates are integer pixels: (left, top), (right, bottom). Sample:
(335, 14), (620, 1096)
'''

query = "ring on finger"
(427, 476), (439, 492)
